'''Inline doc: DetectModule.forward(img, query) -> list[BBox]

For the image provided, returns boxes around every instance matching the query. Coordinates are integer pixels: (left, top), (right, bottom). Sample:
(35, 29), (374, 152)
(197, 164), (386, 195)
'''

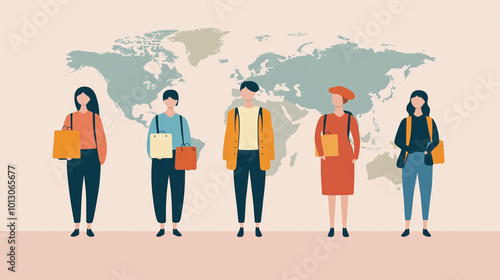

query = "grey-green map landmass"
(66, 29), (208, 159)
(169, 28), (229, 67)
(66, 28), (435, 182)
(366, 152), (402, 186)
(229, 38), (435, 178)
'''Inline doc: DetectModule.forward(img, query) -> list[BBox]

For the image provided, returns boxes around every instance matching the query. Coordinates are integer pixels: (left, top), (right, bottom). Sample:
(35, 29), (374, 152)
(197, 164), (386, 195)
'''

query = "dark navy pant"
(234, 150), (266, 223)
(67, 149), (101, 224)
(151, 151), (185, 224)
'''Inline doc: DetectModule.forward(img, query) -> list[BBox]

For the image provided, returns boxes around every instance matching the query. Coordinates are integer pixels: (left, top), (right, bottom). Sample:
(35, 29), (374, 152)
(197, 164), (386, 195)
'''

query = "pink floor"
(1, 231), (498, 279)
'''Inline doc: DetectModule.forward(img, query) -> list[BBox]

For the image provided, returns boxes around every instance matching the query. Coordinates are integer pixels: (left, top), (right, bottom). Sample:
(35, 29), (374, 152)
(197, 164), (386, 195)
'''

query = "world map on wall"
(66, 28), (435, 184)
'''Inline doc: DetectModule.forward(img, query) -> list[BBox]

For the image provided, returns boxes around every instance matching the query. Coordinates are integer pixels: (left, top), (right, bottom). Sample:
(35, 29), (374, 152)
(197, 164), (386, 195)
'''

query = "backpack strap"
(345, 111), (352, 139)
(322, 112), (352, 137)
(70, 113), (73, 130)
(406, 116), (412, 146)
(258, 107), (263, 132)
(179, 115), (186, 146)
(322, 114), (327, 135)
(155, 115), (159, 134)
(404, 116), (412, 163)
(93, 112), (98, 150)
(234, 107), (239, 132)
(426, 116), (433, 141)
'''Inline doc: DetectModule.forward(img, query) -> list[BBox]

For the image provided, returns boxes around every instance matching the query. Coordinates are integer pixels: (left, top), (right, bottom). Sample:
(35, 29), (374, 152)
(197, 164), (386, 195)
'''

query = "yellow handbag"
(53, 114), (80, 159)
(315, 114), (339, 157)
(426, 117), (445, 164)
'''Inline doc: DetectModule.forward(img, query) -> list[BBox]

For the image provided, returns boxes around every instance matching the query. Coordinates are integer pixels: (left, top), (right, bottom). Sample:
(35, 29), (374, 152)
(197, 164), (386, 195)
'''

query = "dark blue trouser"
(234, 150), (266, 224)
(151, 151), (185, 224)
(67, 149), (101, 224)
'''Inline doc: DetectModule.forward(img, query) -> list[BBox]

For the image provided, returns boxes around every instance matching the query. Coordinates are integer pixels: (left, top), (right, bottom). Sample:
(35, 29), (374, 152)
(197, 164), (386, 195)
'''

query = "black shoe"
(327, 228), (335, 237)
(255, 227), (262, 237)
(70, 229), (79, 237)
(86, 229), (94, 237)
(342, 227), (349, 237)
(423, 229), (431, 237)
(156, 229), (165, 237)
(237, 227), (244, 237)
(401, 229), (410, 237)
(173, 229), (182, 237)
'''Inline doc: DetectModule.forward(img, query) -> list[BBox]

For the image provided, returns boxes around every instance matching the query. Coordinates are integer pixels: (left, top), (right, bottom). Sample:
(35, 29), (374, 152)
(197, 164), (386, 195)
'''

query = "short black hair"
(240, 81), (259, 92)
(163, 89), (179, 105)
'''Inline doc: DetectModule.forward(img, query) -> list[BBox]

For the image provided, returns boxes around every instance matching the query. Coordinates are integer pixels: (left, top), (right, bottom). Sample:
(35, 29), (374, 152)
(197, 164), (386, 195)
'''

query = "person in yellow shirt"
(223, 81), (275, 237)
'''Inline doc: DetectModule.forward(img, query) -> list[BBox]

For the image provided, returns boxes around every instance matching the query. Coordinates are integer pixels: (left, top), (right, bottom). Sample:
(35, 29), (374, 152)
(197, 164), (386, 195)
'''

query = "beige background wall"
(0, 0), (499, 231)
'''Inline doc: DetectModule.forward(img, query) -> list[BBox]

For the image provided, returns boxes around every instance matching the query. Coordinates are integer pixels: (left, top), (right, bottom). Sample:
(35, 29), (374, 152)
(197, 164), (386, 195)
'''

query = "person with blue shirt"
(147, 90), (191, 237)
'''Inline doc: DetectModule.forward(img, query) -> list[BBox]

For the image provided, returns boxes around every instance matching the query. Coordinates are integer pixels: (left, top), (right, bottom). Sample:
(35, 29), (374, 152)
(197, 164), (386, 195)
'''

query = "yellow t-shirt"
(238, 106), (260, 150)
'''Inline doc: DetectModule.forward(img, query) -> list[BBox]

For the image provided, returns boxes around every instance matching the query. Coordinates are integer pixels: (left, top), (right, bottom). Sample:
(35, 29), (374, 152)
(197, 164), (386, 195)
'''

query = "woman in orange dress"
(315, 86), (360, 238)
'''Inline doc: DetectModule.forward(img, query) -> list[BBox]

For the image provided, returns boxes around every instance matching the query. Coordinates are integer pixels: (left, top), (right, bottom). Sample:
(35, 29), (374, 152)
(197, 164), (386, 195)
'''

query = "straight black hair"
(240, 81), (259, 92)
(163, 89), (179, 106)
(75, 86), (100, 115)
(406, 90), (430, 116)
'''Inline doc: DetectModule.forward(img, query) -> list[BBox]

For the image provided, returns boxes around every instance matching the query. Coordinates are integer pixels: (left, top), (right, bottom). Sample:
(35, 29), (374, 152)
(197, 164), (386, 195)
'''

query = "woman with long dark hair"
(395, 90), (439, 237)
(62, 86), (107, 237)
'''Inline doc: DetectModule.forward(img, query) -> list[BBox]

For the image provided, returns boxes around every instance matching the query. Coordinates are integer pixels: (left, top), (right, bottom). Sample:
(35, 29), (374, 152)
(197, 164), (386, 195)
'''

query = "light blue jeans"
(402, 151), (433, 220)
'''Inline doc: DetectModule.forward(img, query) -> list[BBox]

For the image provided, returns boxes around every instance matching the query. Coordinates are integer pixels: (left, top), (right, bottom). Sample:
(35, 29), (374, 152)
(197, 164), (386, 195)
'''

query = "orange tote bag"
(175, 115), (197, 170)
(53, 113), (80, 159)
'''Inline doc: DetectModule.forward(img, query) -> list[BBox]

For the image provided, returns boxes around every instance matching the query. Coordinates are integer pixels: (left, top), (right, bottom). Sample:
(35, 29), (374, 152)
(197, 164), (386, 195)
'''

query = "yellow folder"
(315, 134), (339, 157)
(150, 133), (173, 159)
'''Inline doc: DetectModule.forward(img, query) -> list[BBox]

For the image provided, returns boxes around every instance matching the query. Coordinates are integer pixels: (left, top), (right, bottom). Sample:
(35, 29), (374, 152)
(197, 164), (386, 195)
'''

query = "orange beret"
(328, 86), (355, 100)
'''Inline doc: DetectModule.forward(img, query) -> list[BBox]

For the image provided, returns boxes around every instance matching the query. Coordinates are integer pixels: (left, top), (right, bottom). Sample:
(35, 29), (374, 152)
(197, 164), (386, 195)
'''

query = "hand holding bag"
(175, 115), (197, 170)
(150, 115), (173, 159)
(315, 133), (339, 157)
(53, 113), (81, 159)
(315, 114), (342, 157)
